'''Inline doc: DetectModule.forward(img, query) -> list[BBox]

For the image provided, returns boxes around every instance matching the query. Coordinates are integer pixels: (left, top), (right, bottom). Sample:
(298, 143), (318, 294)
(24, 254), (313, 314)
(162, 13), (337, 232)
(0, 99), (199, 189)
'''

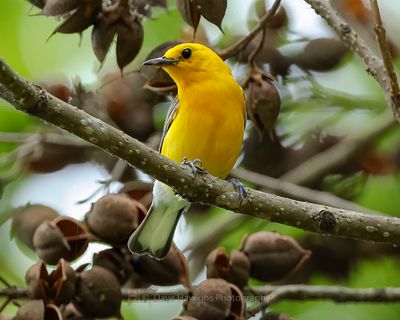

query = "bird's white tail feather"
(127, 181), (189, 259)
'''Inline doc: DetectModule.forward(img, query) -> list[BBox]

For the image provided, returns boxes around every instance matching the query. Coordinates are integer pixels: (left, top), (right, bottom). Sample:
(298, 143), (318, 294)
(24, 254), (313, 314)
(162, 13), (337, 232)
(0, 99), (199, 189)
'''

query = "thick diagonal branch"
(0, 58), (400, 245)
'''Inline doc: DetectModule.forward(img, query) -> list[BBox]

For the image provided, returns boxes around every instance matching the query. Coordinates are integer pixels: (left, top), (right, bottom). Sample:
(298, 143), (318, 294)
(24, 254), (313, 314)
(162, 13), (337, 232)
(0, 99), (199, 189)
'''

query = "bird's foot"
(228, 177), (247, 206)
(182, 157), (208, 176)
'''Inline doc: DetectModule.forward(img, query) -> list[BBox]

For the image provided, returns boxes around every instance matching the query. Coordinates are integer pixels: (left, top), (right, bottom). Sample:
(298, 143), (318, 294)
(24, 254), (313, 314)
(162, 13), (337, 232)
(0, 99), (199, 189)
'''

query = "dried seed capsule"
(197, 0), (227, 31)
(25, 260), (48, 301)
(24, 142), (89, 174)
(185, 279), (231, 320)
(50, 259), (77, 305)
(206, 248), (250, 288)
(15, 300), (45, 320)
(140, 40), (182, 95)
(25, 259), (77, 305)
(11, 204), (59, 249)
(295, 38), (348, 72)
(103, 72), (159, 141)
(246, 71), (281, 136)
(33, 217), (90, 265)
(205, 247), (229, 279)
(132, 245), (190, 287)
(176, 0), (201, 32)
(93, 248), (134, 284)
(184, 279), (245, 320)
(242, 231), (311, 282)
(27, 0), (46, 9)
(85, 193), (146, 245)
(226, 250), (251, 288)
(73, 266), (122, 318)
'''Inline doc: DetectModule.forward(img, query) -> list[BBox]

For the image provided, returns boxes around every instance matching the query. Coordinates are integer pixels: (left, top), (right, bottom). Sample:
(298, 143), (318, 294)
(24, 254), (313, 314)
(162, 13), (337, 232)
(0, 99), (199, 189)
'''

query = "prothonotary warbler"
(128, 43), (246, 259)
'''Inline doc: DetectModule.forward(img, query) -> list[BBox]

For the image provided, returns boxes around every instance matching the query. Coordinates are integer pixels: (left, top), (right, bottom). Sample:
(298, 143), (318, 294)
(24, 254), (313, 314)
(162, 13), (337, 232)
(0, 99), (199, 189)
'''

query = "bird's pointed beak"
(142, 56), (179, 67)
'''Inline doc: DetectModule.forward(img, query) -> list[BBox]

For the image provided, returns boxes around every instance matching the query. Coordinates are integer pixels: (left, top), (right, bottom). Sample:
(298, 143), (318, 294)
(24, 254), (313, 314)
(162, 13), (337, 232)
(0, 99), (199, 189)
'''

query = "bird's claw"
(182, 157), (208, 176)
(228, 177), (247, 206)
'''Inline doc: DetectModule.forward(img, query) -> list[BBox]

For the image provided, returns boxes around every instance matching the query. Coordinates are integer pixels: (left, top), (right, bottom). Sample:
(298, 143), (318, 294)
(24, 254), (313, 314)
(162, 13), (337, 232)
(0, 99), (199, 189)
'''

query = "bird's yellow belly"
(161, 101), (244, 178)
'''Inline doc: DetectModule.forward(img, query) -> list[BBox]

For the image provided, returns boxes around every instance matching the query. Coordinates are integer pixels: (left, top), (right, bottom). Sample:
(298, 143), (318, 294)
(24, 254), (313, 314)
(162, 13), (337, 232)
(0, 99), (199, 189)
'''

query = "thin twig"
(218, 0), (282, 60)
(248, 28), (267, 68)
(246, 285), (400, 316)
(0, 132), (91, 147)
(2, 285), (400, 305)
(369, 0), (400, 121)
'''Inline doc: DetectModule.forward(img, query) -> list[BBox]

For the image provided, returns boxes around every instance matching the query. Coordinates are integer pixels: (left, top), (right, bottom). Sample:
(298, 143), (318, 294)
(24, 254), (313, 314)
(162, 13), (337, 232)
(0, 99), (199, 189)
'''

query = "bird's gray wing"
(159, 97), (179, 152)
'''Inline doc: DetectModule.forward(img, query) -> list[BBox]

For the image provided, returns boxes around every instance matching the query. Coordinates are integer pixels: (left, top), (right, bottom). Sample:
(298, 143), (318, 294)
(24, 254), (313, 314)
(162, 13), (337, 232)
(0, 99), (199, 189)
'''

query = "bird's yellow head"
(143, 43), (231, 87)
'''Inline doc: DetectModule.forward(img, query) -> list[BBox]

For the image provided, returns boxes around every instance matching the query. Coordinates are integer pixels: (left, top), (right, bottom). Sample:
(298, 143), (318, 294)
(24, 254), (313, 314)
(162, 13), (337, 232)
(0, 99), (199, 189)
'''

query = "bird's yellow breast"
(161, 78), (245, 178)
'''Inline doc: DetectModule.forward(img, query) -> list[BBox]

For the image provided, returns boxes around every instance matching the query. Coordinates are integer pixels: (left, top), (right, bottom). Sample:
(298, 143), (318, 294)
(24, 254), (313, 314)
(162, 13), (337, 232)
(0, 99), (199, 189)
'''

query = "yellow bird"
(128, 43), (246, 258)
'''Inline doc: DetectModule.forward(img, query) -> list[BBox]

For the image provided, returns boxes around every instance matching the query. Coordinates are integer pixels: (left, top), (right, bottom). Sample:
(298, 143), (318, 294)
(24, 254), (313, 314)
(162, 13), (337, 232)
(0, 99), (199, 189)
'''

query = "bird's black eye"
(182, 48), (192, 59)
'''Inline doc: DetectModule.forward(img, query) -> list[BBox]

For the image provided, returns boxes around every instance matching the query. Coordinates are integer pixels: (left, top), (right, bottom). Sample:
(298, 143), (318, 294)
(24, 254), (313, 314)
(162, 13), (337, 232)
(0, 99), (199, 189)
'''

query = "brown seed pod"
(252, 0), (288, 30)
(294, 38), (348, 72)
(226, 250), (251, 288)
(185, 279), (231, 320)
(172, 316), (199, 320)
(11, 204), (59, 249)
(85, 193), (146, 245)
(118, 180), (153, 209)
(93, 248), (134, 284)
(197, 0), (227, 31)
(15, 300), (45, 320)
(176, 0), (201, 32)
(132, 245), (190, 287)
(54, 2), (99, 34)
(33, 216), (91, 265)
(50, 259), (78, 305)
(26, 259), (77, 305)
(103, 71), (159, 141)
(91, 18), (118, 64)
(45, 304), (63, 320)
(27, 0), (46, 9)
(117, 21), (144, 70)
(206, 247), (229, 278)
(42, 0), (80, 16)
(206, 248), (250, 288)
(184, 279), (245, 320)
(24, 142), (89, 174)
(236, 29), (291, 77)
(25, 260), (48, 301)
(245, 71), (281, 136)
(73, 266), (122, 318)
(46, 0), (147, 69)
(140, 40), (182, 94)
(15, 300), (64, 320)
(241, 231), (311, 282)
(45, 83), (73, 103)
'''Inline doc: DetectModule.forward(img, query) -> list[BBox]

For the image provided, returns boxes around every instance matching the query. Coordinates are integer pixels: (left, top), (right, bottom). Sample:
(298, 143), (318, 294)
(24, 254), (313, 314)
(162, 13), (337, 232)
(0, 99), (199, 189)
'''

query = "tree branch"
(303, 0), (400, 122)
(1, 59), (400, 245)
(246, 285), (400, 316)
(369, 0), (400, 121)
(0, 132), (91, 147)
(2, 285), (400, 305)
